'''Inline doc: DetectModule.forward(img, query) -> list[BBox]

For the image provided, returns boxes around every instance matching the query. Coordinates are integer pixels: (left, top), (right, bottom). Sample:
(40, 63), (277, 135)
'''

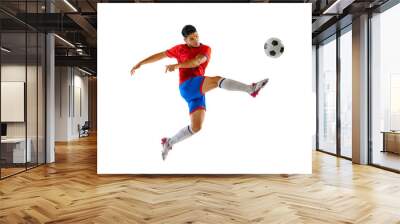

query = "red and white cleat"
(161, 137), (172, 161)
(250, 78), (269, 98)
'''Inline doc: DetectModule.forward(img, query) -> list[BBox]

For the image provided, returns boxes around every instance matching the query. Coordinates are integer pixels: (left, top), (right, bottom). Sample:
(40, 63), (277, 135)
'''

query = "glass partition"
(339, 28), (352, 158)
(1, 31), (28, 177)
(371, 3), (400, 171)
(317, 36), (337, 155)
(0, 1), (46, 179)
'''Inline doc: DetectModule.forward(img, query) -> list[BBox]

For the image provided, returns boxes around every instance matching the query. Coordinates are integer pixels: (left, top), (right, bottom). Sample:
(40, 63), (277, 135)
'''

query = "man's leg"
(202, 76), (269, 97)
(161, 109), (205, 160)
(169, 108), (204, 145)
(189, 108), (205, 133)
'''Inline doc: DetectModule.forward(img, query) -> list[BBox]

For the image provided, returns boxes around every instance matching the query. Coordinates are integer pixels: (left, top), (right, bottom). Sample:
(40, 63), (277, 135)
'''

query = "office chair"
(79, 121), (90, 138)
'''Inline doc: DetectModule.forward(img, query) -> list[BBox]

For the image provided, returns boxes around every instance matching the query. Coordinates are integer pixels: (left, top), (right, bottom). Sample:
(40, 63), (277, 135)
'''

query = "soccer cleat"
(250, 78), (269, 97)
(161, 137), (172, 161)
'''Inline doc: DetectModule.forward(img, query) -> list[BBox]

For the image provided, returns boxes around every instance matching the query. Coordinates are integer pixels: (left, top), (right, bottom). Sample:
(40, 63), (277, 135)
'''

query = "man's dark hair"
(181, 25), (197, 37)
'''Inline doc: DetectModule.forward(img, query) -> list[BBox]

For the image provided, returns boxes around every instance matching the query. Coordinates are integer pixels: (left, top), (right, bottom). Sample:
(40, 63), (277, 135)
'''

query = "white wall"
(98, 3), (312, 174)
(1, 65), (41, 138)
(1, 66), (26, 126)
(55, 66), (70, 141)
(55, 67), (89, 141)
(71, 71), (89, 138)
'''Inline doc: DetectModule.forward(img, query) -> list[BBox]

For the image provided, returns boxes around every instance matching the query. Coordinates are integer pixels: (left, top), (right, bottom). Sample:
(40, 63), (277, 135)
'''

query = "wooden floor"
(1, 162), (45, 178)
(1, 134), (400, 224)
(0, 167), (26, 178)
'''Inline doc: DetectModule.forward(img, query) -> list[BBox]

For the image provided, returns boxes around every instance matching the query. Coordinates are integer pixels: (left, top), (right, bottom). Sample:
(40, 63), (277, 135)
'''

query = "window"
(371, 3), (400, 171)
(318, 36), (337, 154)
(339, 28), (352, 158)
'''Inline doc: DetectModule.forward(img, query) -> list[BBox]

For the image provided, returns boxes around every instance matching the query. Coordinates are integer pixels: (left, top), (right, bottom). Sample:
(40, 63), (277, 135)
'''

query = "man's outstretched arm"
(165, 54), (207, 73)
(131, 51), (168, 76)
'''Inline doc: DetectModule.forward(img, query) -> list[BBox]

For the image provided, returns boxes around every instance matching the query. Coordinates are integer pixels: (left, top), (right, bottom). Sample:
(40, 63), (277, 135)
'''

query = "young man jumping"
(130, 25), (269, 161)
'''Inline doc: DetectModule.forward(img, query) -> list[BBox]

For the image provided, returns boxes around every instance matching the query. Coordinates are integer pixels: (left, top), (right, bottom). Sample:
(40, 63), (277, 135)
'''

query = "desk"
(381, 131), (400, 154)
(1, 138), (32, 163)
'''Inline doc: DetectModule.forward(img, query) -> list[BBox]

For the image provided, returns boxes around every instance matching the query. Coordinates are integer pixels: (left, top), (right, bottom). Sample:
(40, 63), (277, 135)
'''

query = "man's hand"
(165, 64), (179, 73)
(130, 63), (141, 76)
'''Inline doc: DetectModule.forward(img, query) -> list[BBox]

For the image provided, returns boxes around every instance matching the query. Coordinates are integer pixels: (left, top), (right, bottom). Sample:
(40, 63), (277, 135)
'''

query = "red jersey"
(165, 43), (211, 84)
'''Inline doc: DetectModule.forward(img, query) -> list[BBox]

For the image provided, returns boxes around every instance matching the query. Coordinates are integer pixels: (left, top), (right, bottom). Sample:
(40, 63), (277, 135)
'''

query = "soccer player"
(130, 25), (269, 160)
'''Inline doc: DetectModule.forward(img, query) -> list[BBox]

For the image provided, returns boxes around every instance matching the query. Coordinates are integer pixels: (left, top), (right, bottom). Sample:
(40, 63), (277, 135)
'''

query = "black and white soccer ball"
(264, 37), (284, 58)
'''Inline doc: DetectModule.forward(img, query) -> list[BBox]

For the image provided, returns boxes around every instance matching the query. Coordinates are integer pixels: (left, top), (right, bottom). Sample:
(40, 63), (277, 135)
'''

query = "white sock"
(169, 125), (195, 146)
(218, 78), (252, 94)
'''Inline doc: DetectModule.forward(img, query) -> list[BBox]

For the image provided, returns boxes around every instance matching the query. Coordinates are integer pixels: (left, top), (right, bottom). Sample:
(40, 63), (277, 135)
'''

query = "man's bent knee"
(191, 124), (202, 133)
(209, 76), (221, 87)
(214, 76), (222, 81)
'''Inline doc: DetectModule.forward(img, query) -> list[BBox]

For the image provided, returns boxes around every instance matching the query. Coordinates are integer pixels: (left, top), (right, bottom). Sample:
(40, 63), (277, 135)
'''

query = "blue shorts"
(179, 76), (206, 114)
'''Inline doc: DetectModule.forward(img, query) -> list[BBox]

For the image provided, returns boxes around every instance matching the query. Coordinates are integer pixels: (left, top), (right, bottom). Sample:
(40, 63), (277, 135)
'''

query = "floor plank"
(1, 133), (400, 223)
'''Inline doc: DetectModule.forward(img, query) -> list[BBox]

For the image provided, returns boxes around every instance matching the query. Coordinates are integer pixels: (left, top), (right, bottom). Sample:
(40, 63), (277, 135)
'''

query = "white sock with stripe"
(217, 78), (252, 94)
(169, 125), (195, 146)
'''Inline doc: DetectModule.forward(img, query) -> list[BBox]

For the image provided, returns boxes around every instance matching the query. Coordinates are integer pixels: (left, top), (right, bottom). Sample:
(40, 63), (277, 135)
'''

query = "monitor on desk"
(1, 123), (7, 138)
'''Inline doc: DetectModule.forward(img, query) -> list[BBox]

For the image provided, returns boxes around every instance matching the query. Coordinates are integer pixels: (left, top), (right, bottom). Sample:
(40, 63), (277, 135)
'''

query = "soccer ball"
(264, 37), (284, 58)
